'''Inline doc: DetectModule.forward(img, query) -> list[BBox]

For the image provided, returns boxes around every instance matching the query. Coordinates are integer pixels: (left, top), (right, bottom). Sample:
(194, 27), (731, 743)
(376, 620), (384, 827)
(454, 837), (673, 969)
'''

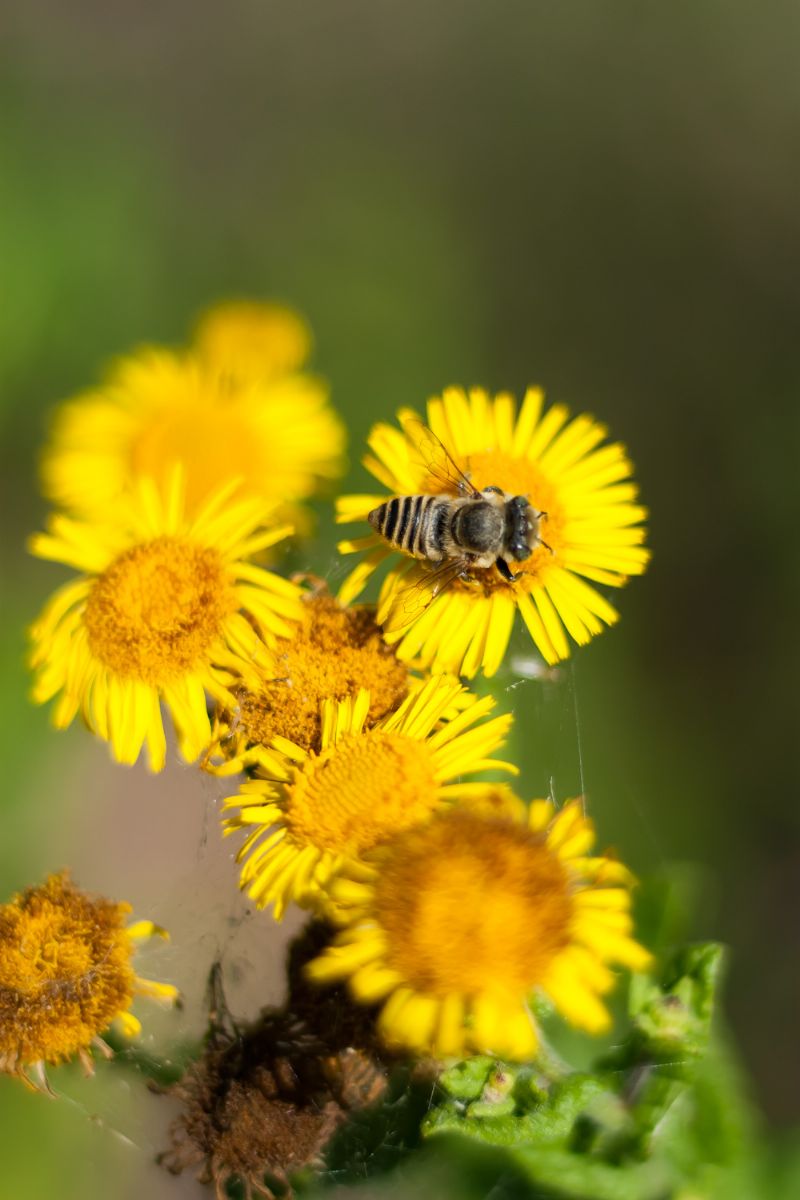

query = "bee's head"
(507, 495), (538, 561)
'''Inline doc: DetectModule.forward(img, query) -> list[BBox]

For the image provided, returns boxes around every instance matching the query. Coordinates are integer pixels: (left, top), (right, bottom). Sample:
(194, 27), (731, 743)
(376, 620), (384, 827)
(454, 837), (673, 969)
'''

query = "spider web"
(44, 586), (668, 1200)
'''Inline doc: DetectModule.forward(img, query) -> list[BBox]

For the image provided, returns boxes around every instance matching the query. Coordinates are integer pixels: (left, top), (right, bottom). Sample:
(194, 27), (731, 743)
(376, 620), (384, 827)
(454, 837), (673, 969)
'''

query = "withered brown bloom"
(159, 925), (387, 1199)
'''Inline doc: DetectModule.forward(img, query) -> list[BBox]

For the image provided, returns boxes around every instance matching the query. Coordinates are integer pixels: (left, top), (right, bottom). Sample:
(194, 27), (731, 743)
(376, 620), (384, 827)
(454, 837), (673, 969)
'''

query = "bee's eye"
(483, 485), (503, 496)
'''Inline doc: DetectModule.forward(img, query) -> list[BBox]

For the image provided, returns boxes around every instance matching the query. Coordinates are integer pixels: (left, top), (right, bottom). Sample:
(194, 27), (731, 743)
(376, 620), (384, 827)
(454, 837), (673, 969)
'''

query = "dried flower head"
(337, 387), (649, 677)
(205, 590), (411, 773)
(28, 472), (302, 770)
(0, 873), (177, 1091)
(223, 676), (516, 919)
(160, 960), (386, 1200)
(307, 800), (652, 1060)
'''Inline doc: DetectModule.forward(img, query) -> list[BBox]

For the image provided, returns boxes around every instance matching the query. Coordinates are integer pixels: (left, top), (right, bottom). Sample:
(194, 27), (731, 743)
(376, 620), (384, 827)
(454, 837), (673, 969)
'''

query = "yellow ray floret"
(193, 298), (313, 381)
(336, 386), (650, 677)
(0, 873), (178, 1092)
(28, 472), (303, 770)
(204, 590), (411, 774)
(40, 343), (345, 521)
(306, 799), (652, 1061)
(222, 675), (517, 920)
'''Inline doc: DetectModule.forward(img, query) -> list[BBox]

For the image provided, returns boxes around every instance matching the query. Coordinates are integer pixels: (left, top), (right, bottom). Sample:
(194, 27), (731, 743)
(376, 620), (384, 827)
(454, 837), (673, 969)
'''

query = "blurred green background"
(2, 2), (800, 1196)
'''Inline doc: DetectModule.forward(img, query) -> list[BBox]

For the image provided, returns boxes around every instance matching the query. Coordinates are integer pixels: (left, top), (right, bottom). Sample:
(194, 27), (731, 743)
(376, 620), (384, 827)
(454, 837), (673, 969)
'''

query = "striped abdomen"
(368, 495), (450, 561)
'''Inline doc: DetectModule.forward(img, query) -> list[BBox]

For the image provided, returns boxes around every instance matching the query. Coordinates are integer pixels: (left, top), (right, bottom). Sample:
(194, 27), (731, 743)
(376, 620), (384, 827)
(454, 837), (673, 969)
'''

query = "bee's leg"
(457, 556), (481, 588)
(496, 557), (524, 583)
(458, 572), (481, 589)
(534, 510), (555, 555)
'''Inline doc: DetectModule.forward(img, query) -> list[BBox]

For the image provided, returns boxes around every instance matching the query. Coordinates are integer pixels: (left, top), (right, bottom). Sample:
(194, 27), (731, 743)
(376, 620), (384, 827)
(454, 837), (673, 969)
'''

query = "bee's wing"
(404, 419), (480, 497)
(383, 556), (471, 632)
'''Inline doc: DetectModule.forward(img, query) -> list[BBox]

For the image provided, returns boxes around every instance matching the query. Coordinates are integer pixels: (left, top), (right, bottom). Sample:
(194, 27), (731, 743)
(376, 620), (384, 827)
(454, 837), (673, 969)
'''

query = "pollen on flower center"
(375, 812), (573, 995)
(0, 874), (135, 1070)
(9, 911), (96, 991)
(232, 594), (409, 753)
(427, 448), (565, 588)
(284, 732), (440, 856)
(84, 535), (233, 684)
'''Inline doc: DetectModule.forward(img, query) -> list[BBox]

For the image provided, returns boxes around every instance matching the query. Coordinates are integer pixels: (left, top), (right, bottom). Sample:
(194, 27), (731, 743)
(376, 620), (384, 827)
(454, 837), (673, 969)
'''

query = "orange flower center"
(230, 595), (409, 753)
(284, 731), (440, 857)
(375, 811), (573, 996)
(84, 536), (233, 684)
(0, 875), (134, 1068)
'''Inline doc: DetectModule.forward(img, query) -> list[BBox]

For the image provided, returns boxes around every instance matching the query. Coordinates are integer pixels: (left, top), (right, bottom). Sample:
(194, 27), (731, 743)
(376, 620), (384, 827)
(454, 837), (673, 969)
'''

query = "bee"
(368, 422), (549, 620)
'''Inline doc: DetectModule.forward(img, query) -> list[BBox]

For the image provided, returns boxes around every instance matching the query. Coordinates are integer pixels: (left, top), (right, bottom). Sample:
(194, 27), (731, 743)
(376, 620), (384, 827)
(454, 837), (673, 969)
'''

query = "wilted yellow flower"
(29, 472), (302, 770)
(193, 298), (312, 381)
(41, 346), (345, 522)
(307, 799), (652, 1060)
(205, 590), (411, 775)
(223, 676), (516, 920)
(337, 387), (649, 677)
(0, 872), (177, 1091)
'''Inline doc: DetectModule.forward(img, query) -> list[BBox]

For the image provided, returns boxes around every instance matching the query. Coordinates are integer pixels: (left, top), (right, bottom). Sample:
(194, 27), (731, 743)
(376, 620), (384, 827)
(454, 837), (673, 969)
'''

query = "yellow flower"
(0, 872), (178, 1092)
(40, 346), (346, 521)
(193, 298), (312, 381)
(306, 799), (652, 1060)
(223, 676), (516, 920)
(337, 387), (650, 677)
(204, 589), (411, 775)
(29, 472), (302, 770)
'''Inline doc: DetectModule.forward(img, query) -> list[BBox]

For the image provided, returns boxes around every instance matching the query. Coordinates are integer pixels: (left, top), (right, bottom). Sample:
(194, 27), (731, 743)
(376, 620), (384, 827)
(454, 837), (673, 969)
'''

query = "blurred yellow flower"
(41, 345), (345, 522)
(29, 472), (302, 770)
(0, 872), (177, 1092)
(337, 387), (649, 677)
(193, 298), (312, 381)
(222, 676), (516, 920)
(204, 589), (411, 775)
(307, 799), (652, 1060)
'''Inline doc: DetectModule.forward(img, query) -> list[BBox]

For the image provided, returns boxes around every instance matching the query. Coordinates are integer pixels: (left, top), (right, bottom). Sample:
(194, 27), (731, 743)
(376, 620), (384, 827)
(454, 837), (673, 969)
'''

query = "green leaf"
(511, 1145), (677, 1200)
(417, 940), (762, 1198)
(438, 1056), (496, 1102)
(628, 942), (725, 1062)
(424, 1073), (612, 1149)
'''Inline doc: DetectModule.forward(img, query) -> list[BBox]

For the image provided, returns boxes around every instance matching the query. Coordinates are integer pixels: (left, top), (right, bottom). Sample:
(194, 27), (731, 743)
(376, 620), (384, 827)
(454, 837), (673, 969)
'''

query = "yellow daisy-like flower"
(204, 590), (411, 775)
(337, 387), (650, 677)
(307, 799), (652, 1060)
(193, 298), (313, 381)
(0, 872), (178, 1092)
(223, 675), (516, 920)
(29, 473), (303, 771)
(40, 347), (345, 521)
